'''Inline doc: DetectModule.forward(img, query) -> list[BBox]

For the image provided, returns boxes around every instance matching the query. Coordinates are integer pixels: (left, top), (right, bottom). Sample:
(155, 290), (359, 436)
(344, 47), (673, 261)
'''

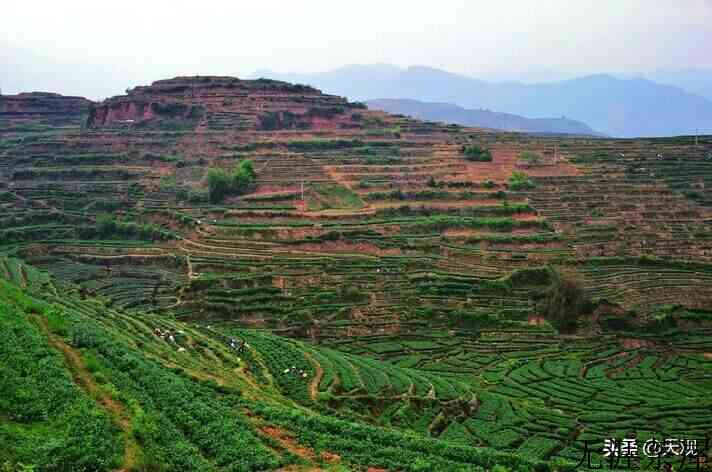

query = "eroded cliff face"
(89, 100), (157, 126)
(86, 76), (363, 131)
(0, 92), (92, 127)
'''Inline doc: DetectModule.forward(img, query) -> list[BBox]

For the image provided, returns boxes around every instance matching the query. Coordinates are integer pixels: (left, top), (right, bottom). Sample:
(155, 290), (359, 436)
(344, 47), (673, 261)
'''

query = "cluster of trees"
(451, 309), (499, 330)
(207, 159), (256, 203)
(259, 106), (350, 130)
(152, 102), (204, 120)
(462, 145), (493, 162)
(92, 214), (168, 240)
(306, 106), (344, 118)
(259, 110), (300, 130)
(537, 268), (593, 333)
(287, 138), (365, 151)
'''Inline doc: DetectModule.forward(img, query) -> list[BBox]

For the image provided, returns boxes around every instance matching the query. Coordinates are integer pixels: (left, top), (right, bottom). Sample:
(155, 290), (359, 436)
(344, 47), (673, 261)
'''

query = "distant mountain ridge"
(639, 69), (712, 102)
(253, 65), (712, 138)
(366, 98), (602, 136)
(5, 41), (712, 138)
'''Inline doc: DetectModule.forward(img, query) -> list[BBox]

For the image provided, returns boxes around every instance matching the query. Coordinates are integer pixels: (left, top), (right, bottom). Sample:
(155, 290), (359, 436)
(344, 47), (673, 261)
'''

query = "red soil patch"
(512, 213), (543, 221)
(273, 276), (287, 290)
(620, 338), (658, 349)
(260, 425), (316, 460)
(257, 184), (300, 194)
(247, 186), (300, 197)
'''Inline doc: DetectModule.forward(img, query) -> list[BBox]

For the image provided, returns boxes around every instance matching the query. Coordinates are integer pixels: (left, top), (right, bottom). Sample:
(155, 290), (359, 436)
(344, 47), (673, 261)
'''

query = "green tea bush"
(0, 292), (121, 470)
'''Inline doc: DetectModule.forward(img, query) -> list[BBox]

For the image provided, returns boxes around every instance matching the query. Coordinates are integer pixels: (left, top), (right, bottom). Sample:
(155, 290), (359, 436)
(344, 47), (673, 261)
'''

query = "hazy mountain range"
(253, 65), (712, 138)
(636, 69), (712, 102)
(4, 41), (712, 138)
(366, 98), (600, 136)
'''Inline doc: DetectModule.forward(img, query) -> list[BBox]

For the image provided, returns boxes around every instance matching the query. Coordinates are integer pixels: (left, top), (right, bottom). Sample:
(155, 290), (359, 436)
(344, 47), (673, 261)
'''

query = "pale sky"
(3, 0), (712, 82)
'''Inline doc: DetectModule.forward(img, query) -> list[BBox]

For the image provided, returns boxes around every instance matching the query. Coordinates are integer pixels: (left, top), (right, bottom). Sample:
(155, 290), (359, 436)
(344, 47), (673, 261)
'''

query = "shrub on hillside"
(207, 168), (232, 203)
(159, 175), (177, 190)
(462, 145), (493, 162)
(70, 324), (100, 348)
(508, 171), (535, 190)
(451, 309), (499, 330)
(337, 286), (368, 303)
(207, 159), (256, 203)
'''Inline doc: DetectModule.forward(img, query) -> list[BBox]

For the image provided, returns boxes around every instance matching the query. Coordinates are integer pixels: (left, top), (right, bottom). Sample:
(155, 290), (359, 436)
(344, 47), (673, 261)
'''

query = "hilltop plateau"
(0, 92), (91, 129)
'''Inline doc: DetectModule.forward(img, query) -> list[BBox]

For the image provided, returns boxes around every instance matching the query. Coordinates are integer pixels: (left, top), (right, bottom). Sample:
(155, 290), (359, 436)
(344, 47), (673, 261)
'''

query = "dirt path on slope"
(261, 425), (317, 461)
(303, 351), (324, 401)
(259, 423), (342, 470)
(33, 315), (140, 471)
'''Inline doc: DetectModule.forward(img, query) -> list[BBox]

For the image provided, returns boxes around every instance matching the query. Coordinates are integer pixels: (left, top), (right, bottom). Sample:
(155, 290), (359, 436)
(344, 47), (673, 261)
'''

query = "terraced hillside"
(1, 77), (711, 471)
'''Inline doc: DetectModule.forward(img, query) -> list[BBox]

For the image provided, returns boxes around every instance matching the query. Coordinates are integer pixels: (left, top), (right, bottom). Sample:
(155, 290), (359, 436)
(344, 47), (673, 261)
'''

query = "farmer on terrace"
(229, 338), (247, 353)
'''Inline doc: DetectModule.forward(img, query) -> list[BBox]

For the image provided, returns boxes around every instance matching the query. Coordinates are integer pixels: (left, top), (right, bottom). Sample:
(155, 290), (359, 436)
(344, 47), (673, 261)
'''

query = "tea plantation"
(1, 77), (711, 470)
